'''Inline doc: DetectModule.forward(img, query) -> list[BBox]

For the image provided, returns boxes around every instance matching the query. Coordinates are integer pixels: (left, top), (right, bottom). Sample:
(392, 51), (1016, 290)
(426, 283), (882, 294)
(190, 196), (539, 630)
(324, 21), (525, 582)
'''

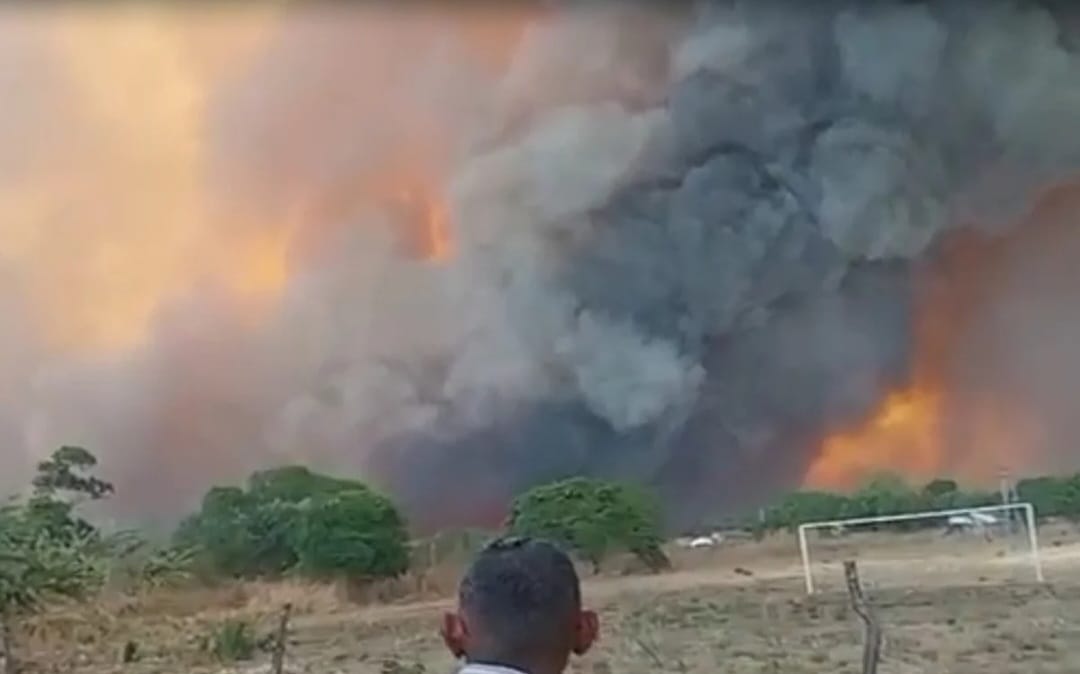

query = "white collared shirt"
(458, 663), (530, 674)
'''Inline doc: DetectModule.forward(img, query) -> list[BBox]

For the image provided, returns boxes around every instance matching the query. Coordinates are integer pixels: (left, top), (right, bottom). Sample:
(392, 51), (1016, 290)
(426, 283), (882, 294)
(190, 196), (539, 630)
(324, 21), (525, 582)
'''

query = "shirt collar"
(459, 663), (530, 674)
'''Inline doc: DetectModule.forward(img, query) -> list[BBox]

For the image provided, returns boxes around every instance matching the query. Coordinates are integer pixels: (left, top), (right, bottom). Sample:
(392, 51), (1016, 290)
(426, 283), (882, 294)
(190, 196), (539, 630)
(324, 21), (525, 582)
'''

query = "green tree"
(246, 466), (361, 503)
(31, 446), (113, 501)
(507, 478), (668, 573)
(176, 486), (300, 577)
(845, 474), (922, 520)
(176, 466), (407, 580)
(175, 488), (264, 577)
(762, 491), (851, 531)
(290, 489), (410, 580)
(24, 447), (114, 544)
(1017, 475), (1080, 519)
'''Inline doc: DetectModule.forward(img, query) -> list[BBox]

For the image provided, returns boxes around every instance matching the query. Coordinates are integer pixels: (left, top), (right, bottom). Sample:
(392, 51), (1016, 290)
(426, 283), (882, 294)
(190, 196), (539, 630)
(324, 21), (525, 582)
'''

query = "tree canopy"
(507, 477), (669, 573)
(755, 474), (1037, 532)
(23, 446), (115, 545)
(176, 466), (409, 581)
(291, 490), (410, 579)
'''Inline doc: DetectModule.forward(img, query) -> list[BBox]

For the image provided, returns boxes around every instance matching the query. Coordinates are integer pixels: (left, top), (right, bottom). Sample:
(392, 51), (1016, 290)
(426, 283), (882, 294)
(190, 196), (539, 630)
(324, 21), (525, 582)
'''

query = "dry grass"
(15, 522), (1080, 673)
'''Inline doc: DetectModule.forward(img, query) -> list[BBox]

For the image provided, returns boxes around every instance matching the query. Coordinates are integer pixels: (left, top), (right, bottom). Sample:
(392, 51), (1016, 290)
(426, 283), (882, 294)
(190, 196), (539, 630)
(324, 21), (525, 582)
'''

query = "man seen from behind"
(441, 537), (599, 674)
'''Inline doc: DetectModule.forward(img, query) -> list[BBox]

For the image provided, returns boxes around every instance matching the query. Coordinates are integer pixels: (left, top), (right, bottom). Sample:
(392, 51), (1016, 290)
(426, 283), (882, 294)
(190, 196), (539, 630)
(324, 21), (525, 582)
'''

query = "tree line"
(0, 446), (670, 660)
(5, 444), (1080, 667)
(756, 473), (1080, 533)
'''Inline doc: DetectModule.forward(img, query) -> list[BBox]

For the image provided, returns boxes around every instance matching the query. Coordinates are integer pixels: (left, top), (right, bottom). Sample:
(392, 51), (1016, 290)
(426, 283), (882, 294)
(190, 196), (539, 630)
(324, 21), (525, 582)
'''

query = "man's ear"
(441, 612), (469, 660)
(572, 609), (599, 656)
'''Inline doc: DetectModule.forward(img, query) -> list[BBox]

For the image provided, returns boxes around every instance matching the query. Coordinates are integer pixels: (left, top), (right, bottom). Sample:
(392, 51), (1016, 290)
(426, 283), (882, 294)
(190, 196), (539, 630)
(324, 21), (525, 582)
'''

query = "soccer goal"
(797, 502), (1043, 595)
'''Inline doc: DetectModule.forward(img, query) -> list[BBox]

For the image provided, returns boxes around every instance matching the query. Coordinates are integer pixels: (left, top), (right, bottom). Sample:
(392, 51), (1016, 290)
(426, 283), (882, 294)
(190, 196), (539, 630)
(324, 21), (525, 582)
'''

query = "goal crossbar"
(797, 502), (1043, 595)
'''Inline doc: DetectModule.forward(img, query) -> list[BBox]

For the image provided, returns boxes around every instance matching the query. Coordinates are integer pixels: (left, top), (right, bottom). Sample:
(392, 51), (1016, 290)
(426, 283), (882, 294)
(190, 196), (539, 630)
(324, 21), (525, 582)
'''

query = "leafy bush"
(105, 539), (197, 591)
(844, 474), (923, 520)
(290, 489), (410, 580)
(178, 466), (409, 580)
(175, 487), (275, 577)
(1017, 475), (1080, 519)
(247, 466), (361, 503)
(762, 491), (851, 532)
(922, 478), (959, 499)
(757, 474), (1027, 534)
(0, 505), (106, 622)
(210, 619), (256, 662)
(508, 478), (668, 573)
(1, 447), (114, 618)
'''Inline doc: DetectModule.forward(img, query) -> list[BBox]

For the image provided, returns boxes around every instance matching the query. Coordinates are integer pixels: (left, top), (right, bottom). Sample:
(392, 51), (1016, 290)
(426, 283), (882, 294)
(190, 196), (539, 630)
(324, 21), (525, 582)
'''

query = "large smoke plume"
(3, 2), (1080, 529)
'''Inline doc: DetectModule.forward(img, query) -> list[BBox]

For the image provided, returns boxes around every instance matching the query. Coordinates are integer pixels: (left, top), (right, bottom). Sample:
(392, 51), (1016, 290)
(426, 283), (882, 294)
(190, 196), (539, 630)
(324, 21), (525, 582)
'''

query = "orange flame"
(805, 388), (945, 489)
(0, 6), (535, 355)
(0, 6), (286, 353)
(805, 181), (1080, 490)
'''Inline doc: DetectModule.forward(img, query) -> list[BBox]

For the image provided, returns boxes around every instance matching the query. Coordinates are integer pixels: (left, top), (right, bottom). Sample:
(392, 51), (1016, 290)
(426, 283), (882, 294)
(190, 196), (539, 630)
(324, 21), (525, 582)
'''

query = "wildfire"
(805, 180), (1080, 490)
(805, 388), (945, 490)
(0, 5), (536, 355)
(0, 6), (286, 353)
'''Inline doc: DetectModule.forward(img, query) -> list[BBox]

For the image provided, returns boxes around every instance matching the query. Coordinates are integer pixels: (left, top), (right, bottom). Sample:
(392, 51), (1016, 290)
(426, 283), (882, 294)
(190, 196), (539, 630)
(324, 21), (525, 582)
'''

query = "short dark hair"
(459, 537), (582, 659)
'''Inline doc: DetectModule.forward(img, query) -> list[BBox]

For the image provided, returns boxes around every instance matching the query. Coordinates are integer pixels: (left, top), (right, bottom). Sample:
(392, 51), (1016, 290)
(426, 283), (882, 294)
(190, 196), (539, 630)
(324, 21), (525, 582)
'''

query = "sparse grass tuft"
(209, 618), (257, 662)
(381, 655), (427, 674)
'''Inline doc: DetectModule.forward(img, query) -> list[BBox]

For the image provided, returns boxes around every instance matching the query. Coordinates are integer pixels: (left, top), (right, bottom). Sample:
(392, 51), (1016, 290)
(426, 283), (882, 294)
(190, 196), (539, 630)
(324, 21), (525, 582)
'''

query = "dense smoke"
(3, 2), (1080, 529)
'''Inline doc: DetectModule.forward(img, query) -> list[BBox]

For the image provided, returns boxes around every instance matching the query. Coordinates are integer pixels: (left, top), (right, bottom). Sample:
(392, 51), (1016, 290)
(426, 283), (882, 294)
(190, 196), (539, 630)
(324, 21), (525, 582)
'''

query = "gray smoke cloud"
(4, 1), (1080, 529)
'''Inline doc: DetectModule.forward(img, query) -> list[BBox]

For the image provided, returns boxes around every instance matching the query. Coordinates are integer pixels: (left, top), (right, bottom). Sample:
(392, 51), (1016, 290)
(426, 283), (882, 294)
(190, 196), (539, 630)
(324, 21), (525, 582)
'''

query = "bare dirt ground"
(18, 521), (1080, 674)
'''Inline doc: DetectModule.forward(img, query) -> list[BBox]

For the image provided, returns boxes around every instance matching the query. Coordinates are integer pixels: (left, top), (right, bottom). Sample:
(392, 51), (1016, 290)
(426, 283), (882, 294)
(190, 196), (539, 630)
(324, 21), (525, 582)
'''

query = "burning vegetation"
(807, 180), (1080, 490)
(2, 3), (1080, 528)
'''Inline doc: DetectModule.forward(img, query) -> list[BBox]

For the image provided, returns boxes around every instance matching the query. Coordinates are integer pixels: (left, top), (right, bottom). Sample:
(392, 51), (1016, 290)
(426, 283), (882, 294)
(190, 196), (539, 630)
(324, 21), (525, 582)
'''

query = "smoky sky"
(3, 1), (1080, 530)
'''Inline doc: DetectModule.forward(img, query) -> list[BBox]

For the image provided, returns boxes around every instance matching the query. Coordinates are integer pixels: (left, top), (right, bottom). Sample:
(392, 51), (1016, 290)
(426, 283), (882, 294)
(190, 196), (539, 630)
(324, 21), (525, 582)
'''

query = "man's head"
(441, 537), (599, 674)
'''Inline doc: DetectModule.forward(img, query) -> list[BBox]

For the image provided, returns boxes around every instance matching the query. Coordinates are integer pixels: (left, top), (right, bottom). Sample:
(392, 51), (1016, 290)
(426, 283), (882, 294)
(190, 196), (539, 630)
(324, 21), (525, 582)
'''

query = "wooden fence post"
(271, 603), (292, 674)
(1, 611), (17, 674)
(844, 561), (882, 674)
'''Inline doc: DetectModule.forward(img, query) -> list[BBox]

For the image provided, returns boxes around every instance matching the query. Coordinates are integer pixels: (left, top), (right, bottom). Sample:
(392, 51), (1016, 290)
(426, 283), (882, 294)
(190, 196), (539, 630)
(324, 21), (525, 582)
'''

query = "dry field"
(16, 521), (1080, 674)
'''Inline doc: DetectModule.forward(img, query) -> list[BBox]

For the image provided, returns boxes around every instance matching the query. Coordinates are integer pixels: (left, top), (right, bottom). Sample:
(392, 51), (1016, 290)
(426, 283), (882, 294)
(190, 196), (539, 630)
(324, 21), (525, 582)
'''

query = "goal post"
(797, 502), (1043, 595)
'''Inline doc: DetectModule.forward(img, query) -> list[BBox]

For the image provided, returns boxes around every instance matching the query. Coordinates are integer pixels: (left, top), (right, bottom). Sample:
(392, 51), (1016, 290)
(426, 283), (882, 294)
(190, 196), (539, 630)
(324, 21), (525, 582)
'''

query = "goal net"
(797, 503), (1043, 595)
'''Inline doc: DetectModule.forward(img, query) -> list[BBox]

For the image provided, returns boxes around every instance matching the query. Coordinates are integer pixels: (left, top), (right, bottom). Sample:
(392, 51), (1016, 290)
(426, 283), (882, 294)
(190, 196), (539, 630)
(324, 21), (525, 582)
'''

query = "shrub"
(247, 466), (362, 503)
(210, 619), (256, 662)
(762, 491), (851, 531)
(507, 478), (668, 573)
(845, 475), (923, 519)
(0, 447), (113, 618)
(290, 489), (410, 580)
(922, 478), (959, 499)
(175, 486), (285, 577)
(756, 475), (1020, 535)
(120, 544), (197, 590)
(0, 502), (106, 670)
(177, 466), (409, 580)
(0, 509), (101, 613)
(1017, 475), (1080, 519)
(762, 475), (931, 528)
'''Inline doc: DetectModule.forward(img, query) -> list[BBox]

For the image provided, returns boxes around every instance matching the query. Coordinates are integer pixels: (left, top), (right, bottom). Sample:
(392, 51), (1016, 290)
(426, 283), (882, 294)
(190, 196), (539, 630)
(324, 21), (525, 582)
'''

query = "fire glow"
(805, 182), (1080, 491)
(0, 5), (524, 355)
(5, 3), (1080, 524)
